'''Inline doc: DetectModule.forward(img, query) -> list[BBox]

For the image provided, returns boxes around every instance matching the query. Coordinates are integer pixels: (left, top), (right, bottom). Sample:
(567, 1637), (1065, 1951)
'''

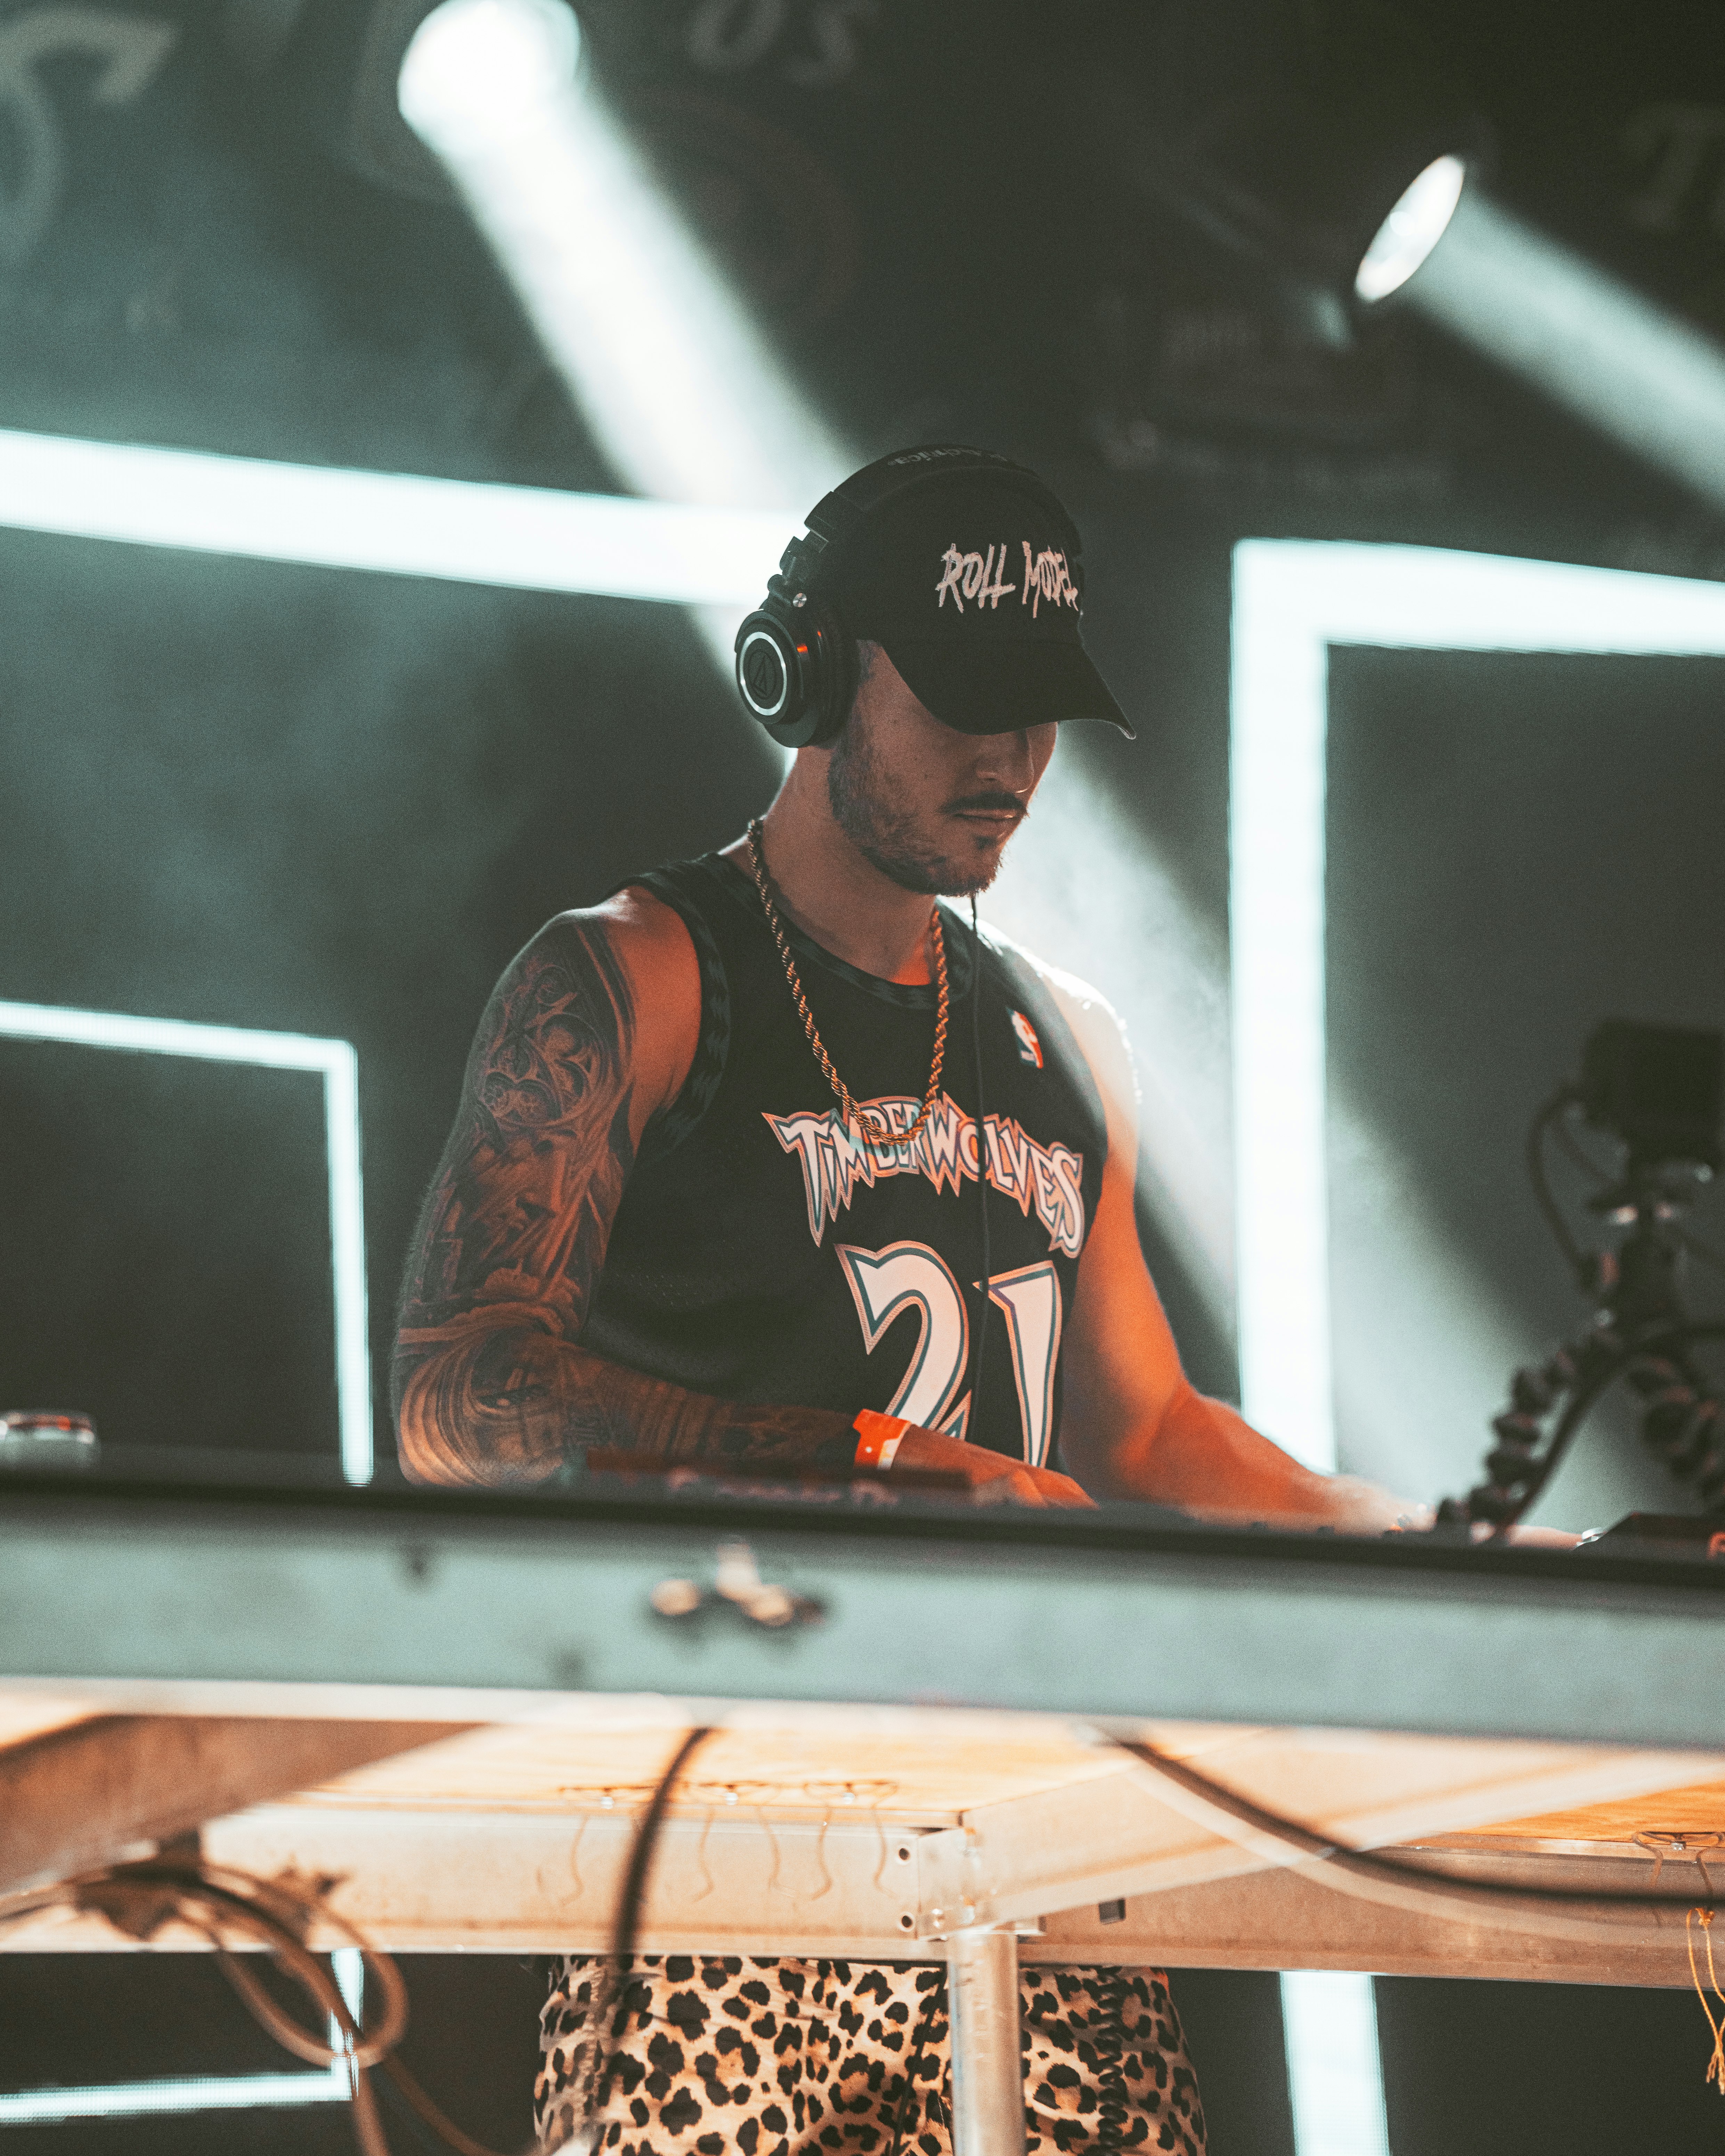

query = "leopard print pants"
(537, 1955), (1206, 2155)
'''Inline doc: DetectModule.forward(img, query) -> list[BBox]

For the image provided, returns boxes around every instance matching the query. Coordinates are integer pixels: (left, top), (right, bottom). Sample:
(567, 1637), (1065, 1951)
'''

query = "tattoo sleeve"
(392, 917), (853, 1487)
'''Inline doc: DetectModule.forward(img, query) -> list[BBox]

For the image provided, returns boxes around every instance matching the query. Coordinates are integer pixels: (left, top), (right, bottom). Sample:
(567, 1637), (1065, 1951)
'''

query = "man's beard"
(826, 717), (1008, 898)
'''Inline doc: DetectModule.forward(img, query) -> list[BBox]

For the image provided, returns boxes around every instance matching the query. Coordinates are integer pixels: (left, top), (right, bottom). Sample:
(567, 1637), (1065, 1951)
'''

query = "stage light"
(1230, 540), (1725, 1472)
(398, 0), (578, 139)
(399, 0), (845, 676)
(1403, 188), (1725, 515)
(1354, 152), (1466, 302)
(1096, 15), (1488, 338)
(0, 1002), (373, 1487)
(398, 0), (844, 518)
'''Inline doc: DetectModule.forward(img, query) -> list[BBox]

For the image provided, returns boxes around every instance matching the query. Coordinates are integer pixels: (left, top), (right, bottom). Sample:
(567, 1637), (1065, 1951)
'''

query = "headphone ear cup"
(734, 599), (852, 750)
(734, 609), (807, 743)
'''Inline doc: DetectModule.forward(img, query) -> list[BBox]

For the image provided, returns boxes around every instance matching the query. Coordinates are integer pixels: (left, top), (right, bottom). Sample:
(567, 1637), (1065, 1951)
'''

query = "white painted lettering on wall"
(685, 0), (877, 91)
(0, 9), (178, 267)
(1622, 104), (1725, 236)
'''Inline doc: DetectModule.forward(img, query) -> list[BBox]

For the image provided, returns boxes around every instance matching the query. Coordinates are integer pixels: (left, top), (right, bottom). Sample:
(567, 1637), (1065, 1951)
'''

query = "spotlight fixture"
(398, 0), (581, 146)
(1096, 1), (1489, 336)
(1353, 150), (1467, 303)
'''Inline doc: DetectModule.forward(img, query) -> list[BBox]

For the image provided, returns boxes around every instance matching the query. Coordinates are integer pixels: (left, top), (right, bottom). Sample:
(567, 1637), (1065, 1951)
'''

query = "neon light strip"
(0, 2069), (349, 2123)
(0, 1001), (372, 1485)
(0, 426), (786, 604)
(1280, 1971), (1390, 2156)
(1229, 541), (1725, 1470)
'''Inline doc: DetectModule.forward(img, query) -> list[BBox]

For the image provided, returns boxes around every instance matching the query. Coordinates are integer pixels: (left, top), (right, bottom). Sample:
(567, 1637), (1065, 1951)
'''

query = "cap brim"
(880, 636), (1136, 740)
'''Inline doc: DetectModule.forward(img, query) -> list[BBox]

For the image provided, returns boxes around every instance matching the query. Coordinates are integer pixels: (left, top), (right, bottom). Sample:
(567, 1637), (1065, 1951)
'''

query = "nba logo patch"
(1009, 1011), (1044, 1068)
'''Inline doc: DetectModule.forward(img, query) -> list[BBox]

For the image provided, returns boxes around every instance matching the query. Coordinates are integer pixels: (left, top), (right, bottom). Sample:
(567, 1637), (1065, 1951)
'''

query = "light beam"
(398, 0), (848, 673)
(398, 0), (843, 513)
(1405, 188), (1725, 516)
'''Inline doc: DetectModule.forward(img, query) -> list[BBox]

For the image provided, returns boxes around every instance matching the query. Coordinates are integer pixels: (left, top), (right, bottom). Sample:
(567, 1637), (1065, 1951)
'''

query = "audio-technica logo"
(885, 446), (1000, 467)
(737, 630), (789, 715)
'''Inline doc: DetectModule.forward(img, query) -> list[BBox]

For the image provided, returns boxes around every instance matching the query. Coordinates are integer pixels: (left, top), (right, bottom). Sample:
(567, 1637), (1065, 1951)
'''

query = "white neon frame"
(1281, 1968), (1389, 2156)
(0, 426), (784, 603)
(0, 1002), (372, 1485)
(1230, 540), (1725, 1470)
(0, 1949), (366, 2124)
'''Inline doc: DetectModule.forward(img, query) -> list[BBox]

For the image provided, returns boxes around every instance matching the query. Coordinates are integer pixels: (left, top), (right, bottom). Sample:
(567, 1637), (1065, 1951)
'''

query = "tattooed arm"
(393, 893), (864, 1487)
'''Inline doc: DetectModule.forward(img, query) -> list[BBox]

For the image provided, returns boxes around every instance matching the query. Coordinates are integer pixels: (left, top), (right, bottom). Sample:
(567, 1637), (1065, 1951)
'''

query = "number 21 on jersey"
(835, 1240), (1063, 1466)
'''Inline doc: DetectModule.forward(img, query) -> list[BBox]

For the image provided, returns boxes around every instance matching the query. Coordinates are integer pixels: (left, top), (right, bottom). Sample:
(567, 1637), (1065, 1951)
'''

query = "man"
(394, 446), (1419, 2155)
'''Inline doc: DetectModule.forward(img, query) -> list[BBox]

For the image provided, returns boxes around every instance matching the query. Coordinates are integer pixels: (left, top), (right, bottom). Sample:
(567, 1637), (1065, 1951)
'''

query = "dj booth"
(5, 1463), (1725, 2151)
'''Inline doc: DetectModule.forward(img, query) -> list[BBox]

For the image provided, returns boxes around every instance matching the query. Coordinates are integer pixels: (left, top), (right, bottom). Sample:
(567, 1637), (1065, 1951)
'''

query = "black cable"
(580, 1725), (716, 2134)
(1483, 1334), (1633, 1530)
(7, 1751), (724, 2156)
(1112, 1737), (1723, 1922)
(969, 897), (991, 1440)
(371, 2067), (482, 2156)
(1451, 1316), (1725, 1531)
(615, 1727), (713, 1964)
(0, 1851), (516, 2156)
(886, 1969), (947, 2156)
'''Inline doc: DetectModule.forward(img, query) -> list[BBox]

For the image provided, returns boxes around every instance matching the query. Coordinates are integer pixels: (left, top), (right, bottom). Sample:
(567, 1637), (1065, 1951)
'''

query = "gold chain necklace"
(747, 816), (949, 1146)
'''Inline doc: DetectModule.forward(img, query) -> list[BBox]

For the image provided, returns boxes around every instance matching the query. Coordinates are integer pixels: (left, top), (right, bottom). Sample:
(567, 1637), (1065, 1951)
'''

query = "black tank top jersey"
(584, 856), (1109, 1467)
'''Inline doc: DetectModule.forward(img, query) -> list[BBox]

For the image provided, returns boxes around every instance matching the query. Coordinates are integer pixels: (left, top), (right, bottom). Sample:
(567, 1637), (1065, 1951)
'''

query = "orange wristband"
(853, 1408), (911, 1471)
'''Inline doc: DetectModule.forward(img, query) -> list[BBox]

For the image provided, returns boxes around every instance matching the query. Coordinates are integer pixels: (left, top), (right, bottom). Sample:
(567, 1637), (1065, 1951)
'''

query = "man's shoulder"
(976, 921), (1126, 1047)
(976, 918), (1135, 1112)
(530, 884), (699, 981)
(516, 890), (703, 1101)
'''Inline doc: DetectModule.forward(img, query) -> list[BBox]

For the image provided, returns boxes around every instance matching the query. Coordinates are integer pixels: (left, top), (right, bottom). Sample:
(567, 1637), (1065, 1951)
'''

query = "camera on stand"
(1438, 1019), (1725, 1534)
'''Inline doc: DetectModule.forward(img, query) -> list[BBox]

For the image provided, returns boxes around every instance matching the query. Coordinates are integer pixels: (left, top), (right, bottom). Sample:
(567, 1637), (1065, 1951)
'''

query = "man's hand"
(893, 1427), (1095, 1507)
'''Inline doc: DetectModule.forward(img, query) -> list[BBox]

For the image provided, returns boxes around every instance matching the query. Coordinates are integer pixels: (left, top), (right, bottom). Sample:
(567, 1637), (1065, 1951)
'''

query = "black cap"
(826, 470), (1134, 740)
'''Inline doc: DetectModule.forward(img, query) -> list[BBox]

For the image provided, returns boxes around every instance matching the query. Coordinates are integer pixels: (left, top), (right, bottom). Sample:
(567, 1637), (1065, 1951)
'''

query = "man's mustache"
(942, 792), (1026, 817)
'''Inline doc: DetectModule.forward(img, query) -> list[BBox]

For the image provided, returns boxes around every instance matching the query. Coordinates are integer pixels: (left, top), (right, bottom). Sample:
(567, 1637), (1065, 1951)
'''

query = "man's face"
(822, 643), (1058, 897)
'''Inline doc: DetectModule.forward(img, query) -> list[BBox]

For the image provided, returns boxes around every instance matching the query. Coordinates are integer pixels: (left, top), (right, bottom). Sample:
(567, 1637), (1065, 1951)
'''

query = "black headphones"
(732, 444), (1084, 750)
